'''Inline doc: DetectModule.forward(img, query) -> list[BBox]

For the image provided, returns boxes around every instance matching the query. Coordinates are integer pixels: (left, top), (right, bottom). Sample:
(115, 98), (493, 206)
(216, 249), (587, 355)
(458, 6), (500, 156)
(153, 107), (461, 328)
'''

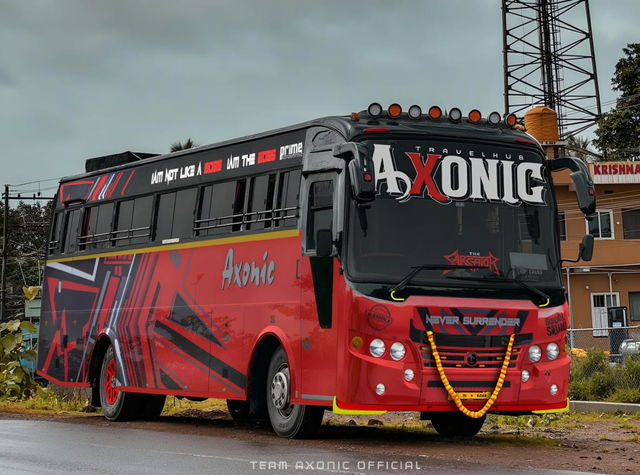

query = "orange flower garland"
(426, 330), (515, 419)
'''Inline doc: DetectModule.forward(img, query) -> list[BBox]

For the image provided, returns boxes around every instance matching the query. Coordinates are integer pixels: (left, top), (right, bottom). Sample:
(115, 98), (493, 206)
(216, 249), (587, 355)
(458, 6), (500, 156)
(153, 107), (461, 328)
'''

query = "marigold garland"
(426, 330), (515, 419)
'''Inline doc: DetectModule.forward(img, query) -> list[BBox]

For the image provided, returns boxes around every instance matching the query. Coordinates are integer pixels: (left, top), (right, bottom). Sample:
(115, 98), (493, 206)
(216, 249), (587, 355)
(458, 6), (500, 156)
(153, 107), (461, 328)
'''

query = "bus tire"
(138, 394), (166, 420)
(428, 412), (486, 437)
(266, 347), (324, 438)
(227, 399), (251, 424)
(99, 346), (141, 421)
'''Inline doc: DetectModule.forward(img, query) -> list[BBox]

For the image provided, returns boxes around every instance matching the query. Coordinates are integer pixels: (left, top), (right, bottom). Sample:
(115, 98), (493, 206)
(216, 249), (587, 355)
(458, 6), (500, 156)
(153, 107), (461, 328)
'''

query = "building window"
(630, 292), (640, 322)
(557, 211), (566, 241)
(622, 209), (640, 239)
(586, 210), (613, 239)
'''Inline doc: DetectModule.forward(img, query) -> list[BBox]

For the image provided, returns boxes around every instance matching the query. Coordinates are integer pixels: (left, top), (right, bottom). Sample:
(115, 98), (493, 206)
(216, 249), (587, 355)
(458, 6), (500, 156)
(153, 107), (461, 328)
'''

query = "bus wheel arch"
(89, 335), (112, 407)
(245, 334), (282, 422)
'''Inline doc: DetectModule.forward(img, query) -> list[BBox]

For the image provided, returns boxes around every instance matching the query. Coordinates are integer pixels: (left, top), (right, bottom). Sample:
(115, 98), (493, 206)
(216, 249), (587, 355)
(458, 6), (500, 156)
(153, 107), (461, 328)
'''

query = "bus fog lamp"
(546, 343), (559, 360)
(550, 384), (558, 396)
(370, 339), (385, 358)
(375, 383), (386, 395)
(404, 369), (414, 382)
(528, 345), (542, 363)
(390, 342), (406, 361)
(521, 370), (530, 382)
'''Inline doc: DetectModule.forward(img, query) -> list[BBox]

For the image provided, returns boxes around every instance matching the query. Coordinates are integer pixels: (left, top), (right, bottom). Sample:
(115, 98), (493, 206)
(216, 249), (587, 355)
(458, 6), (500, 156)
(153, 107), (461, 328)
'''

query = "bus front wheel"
(99, 345), (165, 421)
(428, 411), (486, 437)
(266, 347), (324, 438)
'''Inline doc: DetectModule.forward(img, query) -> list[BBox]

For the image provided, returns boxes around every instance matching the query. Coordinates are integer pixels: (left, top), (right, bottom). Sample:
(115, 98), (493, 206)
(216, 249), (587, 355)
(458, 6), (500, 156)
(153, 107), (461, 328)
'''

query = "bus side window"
(114, 200), (134, 247)
(172, 188), (198, 239)
(247, 174), (276, 230)
(209, 181), (236, 235)
(62, 208), (82, 254)
(48, 211), (63, 256)
(79, 206), (98, 251)
(275, 169), (301, 228)
(95, 202), (114, 249)
(154, 189), (197, 242)
(306, 180), (334, 250)
(130, 195), (153, 245)
(196, 185), (213, 237)
(154, 192), (176, 242)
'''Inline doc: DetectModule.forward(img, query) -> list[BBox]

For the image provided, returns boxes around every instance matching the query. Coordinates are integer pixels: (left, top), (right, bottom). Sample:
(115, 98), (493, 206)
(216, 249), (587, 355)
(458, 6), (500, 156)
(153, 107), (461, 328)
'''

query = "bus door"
(299, 172), (339, 403)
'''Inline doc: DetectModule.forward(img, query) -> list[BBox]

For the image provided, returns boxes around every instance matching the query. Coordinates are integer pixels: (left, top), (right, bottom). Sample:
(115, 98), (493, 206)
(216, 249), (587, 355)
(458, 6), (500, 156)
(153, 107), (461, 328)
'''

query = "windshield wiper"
(445, 274), (550, 307)
(389, 264), (483, 298)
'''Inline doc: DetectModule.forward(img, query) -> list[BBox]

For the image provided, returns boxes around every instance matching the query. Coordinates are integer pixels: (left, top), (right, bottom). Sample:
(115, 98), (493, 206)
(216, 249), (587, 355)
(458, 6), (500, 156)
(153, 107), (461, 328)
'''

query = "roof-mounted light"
(408, 105), (422, 119)
(505, 113), (518, 127)
(488, 111), (501, 125)
(448, 107), (462, 122)
(367, 102), (383, 118)
(388, 103), (402, 118)
(468, 109), (482, 123)
(428, 106), (442, 120)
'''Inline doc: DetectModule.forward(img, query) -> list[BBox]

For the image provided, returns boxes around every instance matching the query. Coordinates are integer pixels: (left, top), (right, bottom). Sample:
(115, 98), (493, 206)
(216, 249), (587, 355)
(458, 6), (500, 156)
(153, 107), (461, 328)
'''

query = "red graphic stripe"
(121, 170), (136, 196)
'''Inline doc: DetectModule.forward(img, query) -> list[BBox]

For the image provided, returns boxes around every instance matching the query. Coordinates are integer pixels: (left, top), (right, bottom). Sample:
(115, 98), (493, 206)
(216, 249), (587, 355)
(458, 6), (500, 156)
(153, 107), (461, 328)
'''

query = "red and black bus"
(37, 103), (595, 438)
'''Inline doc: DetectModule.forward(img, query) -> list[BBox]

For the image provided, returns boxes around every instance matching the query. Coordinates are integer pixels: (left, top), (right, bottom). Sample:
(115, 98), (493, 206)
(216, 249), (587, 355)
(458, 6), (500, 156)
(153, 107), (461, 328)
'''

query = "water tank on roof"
(524, 106), (559, 143)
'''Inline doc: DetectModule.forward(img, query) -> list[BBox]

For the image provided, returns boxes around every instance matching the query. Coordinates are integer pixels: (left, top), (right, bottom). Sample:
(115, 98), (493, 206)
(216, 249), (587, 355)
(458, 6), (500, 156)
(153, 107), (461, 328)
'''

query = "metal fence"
(567, 326), (640, 361)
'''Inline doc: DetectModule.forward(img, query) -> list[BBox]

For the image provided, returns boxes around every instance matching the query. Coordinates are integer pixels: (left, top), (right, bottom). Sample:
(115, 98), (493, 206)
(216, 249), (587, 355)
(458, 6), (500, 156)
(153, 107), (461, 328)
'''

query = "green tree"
(1, 201), (52, 320)
(593, 43), (640, 160)
(170, 138), (198, 152)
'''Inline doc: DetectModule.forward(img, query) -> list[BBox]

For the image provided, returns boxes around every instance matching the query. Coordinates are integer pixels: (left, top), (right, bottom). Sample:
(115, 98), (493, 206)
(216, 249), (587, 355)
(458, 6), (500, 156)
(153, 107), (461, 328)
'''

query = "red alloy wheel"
(104, 359), (118, 405)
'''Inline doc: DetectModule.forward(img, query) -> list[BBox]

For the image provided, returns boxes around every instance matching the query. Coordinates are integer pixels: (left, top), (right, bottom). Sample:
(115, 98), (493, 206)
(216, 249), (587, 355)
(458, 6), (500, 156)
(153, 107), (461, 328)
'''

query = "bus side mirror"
(315, 229), (333, 257)
(334, 142), (375, 202)
(579, 234), (594, 261)
(549, 157), (596, 216)
(563, 233), (594, 263)
(571, 170), (596, 216)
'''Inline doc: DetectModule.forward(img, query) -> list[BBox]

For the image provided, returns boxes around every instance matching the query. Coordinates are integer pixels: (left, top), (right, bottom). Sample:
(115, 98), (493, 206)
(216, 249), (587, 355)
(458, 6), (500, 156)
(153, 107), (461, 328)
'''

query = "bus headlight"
(528, 345), (542, 363)
(546, 343), (559, 361)
(390, 342), (406, 361)
(370, 339), (385, 358)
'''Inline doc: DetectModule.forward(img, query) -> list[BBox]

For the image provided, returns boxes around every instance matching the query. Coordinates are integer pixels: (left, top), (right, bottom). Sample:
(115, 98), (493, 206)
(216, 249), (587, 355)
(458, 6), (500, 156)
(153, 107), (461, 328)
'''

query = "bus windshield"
(345, 139), (562, 292)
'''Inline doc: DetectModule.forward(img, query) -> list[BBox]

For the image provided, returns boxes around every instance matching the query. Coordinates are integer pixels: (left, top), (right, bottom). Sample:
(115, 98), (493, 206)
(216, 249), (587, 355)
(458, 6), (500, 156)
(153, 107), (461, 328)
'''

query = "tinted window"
(155, 192), (176, 241)
(307, 180), (333, 249)
(80, 206), (97, 250)
(63, 208), (82, 254)
(114, 200), (134, 246)
(247, 174), (276, 230)
(275, 169), (301, 227)
(210, 181), (237, 235)
(49, 212), (63, 255)
(131, 196), (153, 245)
(95, 203), (114, 249)
(173, 188), (198, 238)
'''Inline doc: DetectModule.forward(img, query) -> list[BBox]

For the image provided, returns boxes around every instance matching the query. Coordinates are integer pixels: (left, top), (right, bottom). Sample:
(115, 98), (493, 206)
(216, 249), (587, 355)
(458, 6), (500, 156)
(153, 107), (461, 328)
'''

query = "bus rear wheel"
(428, 412), (486, 437)
(266, 347), (324, 438)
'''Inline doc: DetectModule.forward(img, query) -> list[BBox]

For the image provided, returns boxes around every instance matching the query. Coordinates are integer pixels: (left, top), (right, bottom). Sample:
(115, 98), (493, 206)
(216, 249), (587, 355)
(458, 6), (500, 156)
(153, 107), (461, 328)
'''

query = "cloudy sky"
(1, 0), (637, 190)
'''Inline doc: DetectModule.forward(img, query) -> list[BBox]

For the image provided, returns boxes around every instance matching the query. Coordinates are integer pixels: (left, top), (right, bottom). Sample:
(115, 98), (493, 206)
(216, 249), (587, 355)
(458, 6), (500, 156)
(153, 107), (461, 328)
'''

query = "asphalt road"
(0, 419), (594, 475)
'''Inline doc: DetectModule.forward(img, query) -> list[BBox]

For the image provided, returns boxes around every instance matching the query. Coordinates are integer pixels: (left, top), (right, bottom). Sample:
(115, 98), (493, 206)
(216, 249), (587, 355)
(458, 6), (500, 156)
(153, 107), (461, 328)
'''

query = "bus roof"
(59, 113), (538, 184)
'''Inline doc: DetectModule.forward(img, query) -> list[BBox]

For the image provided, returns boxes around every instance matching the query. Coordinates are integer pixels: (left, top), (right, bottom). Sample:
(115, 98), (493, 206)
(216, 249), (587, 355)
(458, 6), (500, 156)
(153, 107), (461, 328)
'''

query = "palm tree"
(566, 135), (601, 162)
(170, 138), (198, 152)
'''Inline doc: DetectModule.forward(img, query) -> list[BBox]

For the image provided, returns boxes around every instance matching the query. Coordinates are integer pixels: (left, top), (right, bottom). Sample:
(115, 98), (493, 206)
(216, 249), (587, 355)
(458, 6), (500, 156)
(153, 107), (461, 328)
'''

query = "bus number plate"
(449, 391), (491, 400)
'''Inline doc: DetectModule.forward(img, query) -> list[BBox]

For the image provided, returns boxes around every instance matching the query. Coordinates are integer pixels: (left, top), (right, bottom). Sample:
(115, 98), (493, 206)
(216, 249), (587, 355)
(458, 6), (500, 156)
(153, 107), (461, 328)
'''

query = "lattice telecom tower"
(502, 0), (602, 139)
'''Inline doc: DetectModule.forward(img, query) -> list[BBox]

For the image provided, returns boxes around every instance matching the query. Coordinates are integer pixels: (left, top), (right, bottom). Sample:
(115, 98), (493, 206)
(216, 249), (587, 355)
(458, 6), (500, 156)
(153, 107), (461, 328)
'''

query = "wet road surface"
(0, 419), (595, 474)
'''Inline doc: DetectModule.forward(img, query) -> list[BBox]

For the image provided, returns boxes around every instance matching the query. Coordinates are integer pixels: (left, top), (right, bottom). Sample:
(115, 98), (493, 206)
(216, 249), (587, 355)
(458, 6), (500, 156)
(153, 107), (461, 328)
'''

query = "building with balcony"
(556, 161), (640, 347)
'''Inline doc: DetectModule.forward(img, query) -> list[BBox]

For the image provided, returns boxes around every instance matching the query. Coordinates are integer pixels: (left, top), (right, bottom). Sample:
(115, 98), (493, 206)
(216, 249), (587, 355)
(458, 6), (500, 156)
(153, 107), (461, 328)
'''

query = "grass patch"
(569, 350), (640, 403)
(0, 386), (90, 415)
